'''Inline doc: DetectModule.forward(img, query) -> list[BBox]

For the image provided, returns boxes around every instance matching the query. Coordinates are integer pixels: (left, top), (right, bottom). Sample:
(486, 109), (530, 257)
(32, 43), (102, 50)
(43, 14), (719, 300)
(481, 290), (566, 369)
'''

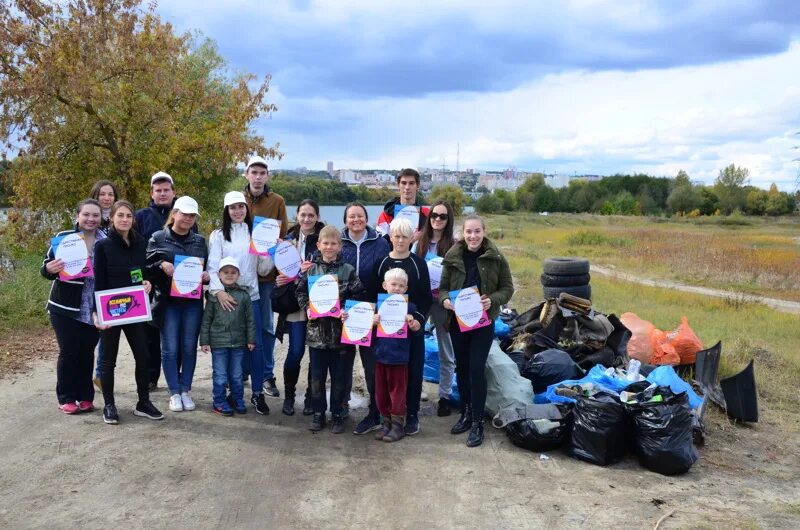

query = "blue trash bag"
(543, 365), (633, 404)
(423, 332), (461, 407)
(494, 318), (511, 340)
(646, 365), (703, 410)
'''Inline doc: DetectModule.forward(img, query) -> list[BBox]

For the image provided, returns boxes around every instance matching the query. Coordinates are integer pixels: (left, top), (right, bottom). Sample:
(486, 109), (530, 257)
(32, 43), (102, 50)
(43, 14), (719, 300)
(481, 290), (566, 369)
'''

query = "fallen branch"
(653, 508), (676, 530)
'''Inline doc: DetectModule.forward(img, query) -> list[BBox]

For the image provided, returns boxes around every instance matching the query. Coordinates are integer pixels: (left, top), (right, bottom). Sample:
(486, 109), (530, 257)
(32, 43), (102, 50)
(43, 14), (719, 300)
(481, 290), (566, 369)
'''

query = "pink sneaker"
(59, 402), (80, 415)
(78, 401), (94, 412)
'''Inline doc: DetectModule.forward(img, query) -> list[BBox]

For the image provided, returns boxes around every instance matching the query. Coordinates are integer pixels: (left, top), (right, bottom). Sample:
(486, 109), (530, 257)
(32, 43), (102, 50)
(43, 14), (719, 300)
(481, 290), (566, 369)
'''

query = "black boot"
(310, 412), (326, 431)
(450, 404), (472, 435)
(283, 366), (300, 416)
(302, 368), (314, 416)
(466, 420), (485, 447)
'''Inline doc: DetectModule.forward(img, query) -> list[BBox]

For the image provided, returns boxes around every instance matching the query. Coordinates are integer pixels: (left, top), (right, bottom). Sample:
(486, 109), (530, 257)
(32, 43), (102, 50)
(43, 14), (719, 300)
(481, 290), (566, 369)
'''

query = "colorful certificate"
(308, 274), (340, 318)
(170, 255), (204, 299)
(426, 255), (444, 292)
(393, 204), (420, 230)
(376, 293), (408, 338)
(450, 286), (490, 332)
(51, 232), (93, 280)
(270, 240), (302, 280)
(249, 216), (281, 255)
(341, 300), (375, 346)
(95, 286), (152, 327)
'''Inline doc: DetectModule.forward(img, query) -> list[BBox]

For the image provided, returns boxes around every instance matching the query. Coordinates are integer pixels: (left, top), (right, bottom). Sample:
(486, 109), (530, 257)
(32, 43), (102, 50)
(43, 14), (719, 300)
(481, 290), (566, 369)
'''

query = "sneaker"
(234, 399), (247, 414)
(404, 415), (420, 436)
(437, 398), (452, 417)
(59, 402), (80, 415)
(93, 377), (103, 392)
(263, 378), (280, 398)
(169, 394), (183, 412)
(213, 402), (234, 417)
(134, 400), (164, 420)
(353, 414), (382, 435)
(330, 415), (345, 434)
(180, 392), (195, 411)
(103, 403), (119, 424)
(251, 394), (270, 415)
(302, 398), (314, 416)
(309, 412), (326, 431)
(77, 401), (95, 412)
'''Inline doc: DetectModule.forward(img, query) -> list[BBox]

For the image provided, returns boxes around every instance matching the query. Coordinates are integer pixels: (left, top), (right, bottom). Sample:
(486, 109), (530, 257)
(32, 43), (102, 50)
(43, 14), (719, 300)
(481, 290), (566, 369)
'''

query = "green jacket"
(199, 284), (256, 349)
(438, 237), (514, 326)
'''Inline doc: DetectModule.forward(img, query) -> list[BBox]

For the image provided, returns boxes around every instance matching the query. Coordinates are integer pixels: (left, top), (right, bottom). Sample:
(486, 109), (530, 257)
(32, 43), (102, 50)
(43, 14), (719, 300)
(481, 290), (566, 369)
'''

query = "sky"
(157, 0), (800, 190)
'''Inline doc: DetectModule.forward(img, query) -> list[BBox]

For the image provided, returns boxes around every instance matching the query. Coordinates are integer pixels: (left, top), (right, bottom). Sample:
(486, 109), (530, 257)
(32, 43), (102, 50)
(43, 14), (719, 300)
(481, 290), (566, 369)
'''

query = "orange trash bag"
(650, 329), (681, 365)
(666, 316), (703, 365)
(620, 312), (654, 364)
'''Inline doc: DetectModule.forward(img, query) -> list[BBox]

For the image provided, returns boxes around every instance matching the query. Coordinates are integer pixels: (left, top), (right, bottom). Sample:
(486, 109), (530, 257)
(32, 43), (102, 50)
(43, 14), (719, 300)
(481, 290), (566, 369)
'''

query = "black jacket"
(135, 199), (173, 241)
(94, 230), (148, 293)
(40, 227), (89, 319)
(375, 253), (432, 330)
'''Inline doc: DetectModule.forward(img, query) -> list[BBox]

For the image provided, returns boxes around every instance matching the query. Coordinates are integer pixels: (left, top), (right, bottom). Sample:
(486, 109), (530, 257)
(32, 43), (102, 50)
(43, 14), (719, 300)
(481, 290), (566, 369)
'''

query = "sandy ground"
(1, 338), (799, 529)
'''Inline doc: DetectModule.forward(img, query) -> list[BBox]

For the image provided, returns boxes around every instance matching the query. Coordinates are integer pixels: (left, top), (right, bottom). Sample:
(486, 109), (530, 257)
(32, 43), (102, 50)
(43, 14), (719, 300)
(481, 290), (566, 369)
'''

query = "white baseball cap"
(246, 156), (268, 170)
(224, 191), (247, 207)
(150, 171), (174, 185)
(173, 196), (200, 216)
(219, 256), (240, 272)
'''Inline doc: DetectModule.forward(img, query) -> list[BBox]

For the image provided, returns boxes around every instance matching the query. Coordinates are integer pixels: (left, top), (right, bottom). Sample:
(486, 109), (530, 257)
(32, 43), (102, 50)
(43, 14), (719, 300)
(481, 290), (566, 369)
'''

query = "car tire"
(542, 284), (592, 300)
(543, 257), (590, 276)
(540, 272), (591, 287)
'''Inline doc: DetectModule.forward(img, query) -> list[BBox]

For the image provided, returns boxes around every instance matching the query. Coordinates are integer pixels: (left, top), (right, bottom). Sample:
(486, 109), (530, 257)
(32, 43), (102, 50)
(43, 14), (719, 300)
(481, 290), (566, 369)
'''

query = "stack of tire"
(541, 257), (591, 300)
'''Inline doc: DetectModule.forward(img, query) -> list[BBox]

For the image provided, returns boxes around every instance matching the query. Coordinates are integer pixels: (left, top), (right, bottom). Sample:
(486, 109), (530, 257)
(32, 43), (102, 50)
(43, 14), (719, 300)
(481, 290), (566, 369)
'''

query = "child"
(368, 268), (420, 442)
(296, 225), (364, 433)
(199, 256), (256, 416)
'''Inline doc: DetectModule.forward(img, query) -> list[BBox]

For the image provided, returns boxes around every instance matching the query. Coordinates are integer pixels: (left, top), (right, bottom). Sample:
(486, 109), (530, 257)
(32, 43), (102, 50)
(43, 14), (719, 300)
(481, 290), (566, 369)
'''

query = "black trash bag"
(505, 350), (527, 375)
(521, 348), (583, 394)
(567, 344), (617, 370)
(627, 391), (698, 475)
(568, 392), (627, 466)
(505, 404), (573, 452)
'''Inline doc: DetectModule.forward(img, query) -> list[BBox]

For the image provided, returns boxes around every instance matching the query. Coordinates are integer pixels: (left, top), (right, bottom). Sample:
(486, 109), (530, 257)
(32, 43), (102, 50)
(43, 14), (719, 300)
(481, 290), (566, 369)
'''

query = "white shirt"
(207, 223), (273, 301)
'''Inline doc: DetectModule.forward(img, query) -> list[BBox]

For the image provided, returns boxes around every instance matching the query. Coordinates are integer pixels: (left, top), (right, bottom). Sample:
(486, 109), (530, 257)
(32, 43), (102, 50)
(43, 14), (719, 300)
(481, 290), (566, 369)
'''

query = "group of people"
(42, 162), (514, 447)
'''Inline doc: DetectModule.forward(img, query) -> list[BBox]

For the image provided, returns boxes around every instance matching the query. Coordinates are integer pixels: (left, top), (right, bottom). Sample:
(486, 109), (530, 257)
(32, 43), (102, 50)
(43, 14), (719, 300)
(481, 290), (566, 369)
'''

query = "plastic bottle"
(627, 359), (641, 381)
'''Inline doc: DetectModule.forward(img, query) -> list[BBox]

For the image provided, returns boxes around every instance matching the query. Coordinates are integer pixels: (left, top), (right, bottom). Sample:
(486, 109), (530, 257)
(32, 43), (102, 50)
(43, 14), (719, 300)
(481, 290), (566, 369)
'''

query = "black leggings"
(50, 312), (98, 404)
(449, 324), (495, 422)
(100, 322), (150, 405)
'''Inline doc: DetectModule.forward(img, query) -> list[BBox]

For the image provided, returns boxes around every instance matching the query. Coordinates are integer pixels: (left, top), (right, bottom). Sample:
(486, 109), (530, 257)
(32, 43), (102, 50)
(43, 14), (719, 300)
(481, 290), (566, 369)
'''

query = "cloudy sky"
(158, 0), (800, 190)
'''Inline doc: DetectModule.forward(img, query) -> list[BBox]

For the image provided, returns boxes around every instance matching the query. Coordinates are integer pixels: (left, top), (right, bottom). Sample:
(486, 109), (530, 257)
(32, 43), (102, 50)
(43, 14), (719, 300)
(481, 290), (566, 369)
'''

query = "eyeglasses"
(430, 213), (449, 221)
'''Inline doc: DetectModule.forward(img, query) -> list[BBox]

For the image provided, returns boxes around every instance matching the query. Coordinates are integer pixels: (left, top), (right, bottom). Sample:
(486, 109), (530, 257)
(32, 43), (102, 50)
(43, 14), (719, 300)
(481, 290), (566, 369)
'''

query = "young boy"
(368, 268), (420, 442)
(199, 257), (256, 416)
(296, 226), (364, 433)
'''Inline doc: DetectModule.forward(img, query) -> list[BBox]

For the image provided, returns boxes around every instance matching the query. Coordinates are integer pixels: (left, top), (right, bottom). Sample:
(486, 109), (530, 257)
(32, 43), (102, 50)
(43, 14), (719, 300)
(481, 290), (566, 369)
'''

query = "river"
(286, 204), (473, 229)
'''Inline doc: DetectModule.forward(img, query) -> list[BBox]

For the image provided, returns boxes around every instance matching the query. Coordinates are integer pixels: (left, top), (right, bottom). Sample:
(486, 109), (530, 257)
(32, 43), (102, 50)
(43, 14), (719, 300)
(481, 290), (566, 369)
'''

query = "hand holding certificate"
(307, 274), (340, 318)
(426, 255), (444, 292)
(270, 241), (302, 280)
(376, 293), (408, 338)
(249, 216), (281, 255)
(341, 300), (375, 346)
(51, 233), (93, 280)
(170, 255), (204, 299)
(449, 286), (491, 332)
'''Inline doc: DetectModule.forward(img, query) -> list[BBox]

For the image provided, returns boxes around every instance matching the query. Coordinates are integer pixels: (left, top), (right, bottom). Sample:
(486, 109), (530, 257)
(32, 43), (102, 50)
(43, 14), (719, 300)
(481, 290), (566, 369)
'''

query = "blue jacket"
(374, 301), (417, 365)
(340, 226), (390, 302)
(135, 199), (173, 241)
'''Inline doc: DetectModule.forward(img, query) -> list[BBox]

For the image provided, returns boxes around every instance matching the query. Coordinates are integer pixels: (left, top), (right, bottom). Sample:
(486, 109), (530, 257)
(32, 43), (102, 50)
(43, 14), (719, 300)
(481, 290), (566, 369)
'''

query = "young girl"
(296, 226), (364, 433)
(200, 257), (256, 416)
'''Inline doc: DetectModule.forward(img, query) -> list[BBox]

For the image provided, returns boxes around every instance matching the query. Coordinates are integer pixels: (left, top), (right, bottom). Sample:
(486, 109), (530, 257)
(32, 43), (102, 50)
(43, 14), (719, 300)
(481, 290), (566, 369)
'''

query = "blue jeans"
(309, 347), (355, 415)
(245, 298), (266, 396)
(161, 302), (203, 395)
(258, 282), (277, 383)
(285, 321), (307, 371)
(94, 335), (104, 379)
(212, 347), (245, 406)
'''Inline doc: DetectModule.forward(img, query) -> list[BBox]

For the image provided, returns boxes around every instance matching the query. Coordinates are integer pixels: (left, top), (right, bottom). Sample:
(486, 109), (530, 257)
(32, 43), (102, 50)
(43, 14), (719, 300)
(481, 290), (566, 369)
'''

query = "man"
(135, 171), (177, 390)
(375, 168), (430, 240)
(243, 156), (288, 399)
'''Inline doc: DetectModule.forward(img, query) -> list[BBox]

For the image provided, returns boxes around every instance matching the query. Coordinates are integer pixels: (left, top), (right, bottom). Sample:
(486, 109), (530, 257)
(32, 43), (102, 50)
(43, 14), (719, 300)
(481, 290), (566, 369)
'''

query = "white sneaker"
(181, 392), (195, 411)
(169, 393), (183, 412)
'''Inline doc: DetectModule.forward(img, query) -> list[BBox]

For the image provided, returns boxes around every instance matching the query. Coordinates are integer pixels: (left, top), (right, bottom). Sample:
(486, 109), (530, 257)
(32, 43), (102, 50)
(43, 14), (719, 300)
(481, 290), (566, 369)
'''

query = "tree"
(714, 164), (750, 214)
(428, 184), (467, 216)
(0, 0), (278, 212)
(475, 193), (502, 214)
(667, 184), (702, 214)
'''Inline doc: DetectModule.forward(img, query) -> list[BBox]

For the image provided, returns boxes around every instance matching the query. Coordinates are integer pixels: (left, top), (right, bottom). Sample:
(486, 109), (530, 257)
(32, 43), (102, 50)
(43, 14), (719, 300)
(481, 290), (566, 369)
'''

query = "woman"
(274, 199), (324, 416)
(146, 196), (209, 413)
(340, 202), (391, 435)
(439, 214), (514, 447)
(89, 180), (119, 235)
(414, 199), (457, 417)
(93, 200), (163, 424)
(41, 199), (105, 414)
(207, 191), (272, 415)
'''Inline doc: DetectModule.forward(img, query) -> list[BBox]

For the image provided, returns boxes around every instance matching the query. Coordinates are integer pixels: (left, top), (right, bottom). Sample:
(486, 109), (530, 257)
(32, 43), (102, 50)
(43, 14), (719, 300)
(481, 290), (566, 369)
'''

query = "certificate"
(170, 255), (204, 299)
(308, 274), (340, 318)
(249, 216), (281, 255)
(95, 286), (152, 327)
(341, 300), (374, 346)
(393, 204), (420, 230)
(51, 232), (93, 280)
(426, 255), (444, 292)
(376, 293), (408, 338)
(270, 240), (302, 280)
(450, 286), (490, 332)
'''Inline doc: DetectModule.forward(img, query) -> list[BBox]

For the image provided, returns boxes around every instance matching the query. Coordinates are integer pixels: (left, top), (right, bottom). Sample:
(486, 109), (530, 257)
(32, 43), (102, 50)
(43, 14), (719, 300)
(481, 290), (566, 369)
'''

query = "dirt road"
(1, 340), (798, 529)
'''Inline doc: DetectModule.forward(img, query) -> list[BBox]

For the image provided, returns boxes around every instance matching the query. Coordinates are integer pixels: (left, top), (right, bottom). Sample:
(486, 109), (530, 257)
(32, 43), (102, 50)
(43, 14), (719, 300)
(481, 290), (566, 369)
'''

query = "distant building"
(337, 169), (359, 184)
(327, 161), (334, 176)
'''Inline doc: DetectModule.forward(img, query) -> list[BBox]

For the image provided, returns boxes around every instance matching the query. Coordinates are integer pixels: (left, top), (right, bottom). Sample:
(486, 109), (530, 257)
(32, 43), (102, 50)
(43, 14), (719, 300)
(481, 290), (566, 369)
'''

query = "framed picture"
(94, 285), (152, 327)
